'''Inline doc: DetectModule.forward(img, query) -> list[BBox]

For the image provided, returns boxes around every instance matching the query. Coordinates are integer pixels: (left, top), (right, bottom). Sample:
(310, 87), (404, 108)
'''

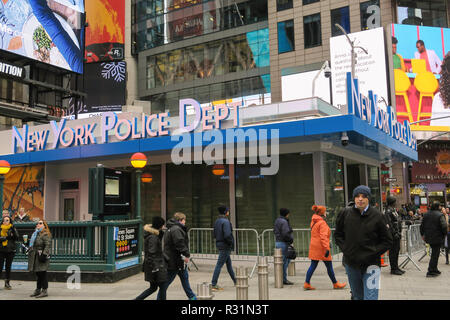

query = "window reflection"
(397, 0), (448, 27)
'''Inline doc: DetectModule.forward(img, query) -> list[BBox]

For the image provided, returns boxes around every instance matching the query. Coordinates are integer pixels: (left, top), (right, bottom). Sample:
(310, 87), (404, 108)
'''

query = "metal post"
(258, 256), (269, 300)
(197, 282), (214, 300)
(274, 248), (283, 288)
(0, 175), (4, 211)
(288, 261), (296, 276)
(236, 266), (249, 300)
(136, 169), (143, 263)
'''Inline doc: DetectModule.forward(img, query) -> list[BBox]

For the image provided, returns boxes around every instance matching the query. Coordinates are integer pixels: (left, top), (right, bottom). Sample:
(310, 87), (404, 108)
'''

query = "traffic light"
(392, 187), (402, 194)
(337, 162), (342, 173)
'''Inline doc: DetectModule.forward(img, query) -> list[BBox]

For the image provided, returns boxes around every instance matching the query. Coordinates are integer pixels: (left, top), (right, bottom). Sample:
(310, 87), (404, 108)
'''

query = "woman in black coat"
(135, 217), (168, 300)
(0, 216), (19, 289)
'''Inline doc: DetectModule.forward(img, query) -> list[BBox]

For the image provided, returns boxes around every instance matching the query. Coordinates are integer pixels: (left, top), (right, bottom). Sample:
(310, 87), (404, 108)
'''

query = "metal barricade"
(260, 228), (342, 263)
(399, 224), (425, 271)
(188, 228), (260, 278)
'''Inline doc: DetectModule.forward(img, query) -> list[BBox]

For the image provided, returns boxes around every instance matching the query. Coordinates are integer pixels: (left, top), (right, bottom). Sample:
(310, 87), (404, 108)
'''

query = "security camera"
(341, 132), (349, 147)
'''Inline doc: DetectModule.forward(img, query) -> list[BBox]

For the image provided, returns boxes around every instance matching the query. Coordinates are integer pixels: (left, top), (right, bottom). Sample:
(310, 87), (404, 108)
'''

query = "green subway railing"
(12, 220), (142, 272)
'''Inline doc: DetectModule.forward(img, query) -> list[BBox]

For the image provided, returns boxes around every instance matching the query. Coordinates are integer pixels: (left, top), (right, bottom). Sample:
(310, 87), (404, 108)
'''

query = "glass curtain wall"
(134, 0), (268, 52)
(323, 153), (345, 228)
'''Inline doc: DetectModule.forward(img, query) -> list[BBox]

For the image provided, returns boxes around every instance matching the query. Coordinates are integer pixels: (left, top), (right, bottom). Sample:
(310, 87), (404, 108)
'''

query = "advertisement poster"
(390, 24), (450, 131)
(330, 27), (389, 111)
(2, 165), (45, 221)
(411, 141), (450, 184)
(114, 226), (138, 260)
(0, 0), (84, 73)
(84, 0), (124, 62)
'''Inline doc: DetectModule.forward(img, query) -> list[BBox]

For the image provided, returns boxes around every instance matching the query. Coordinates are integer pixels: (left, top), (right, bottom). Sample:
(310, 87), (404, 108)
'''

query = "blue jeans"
(211, 249), (236, 286)
(305, 260), (337, 284)
(275, 242), (290, 282)
(344, 264), (380, 300)
(157, 267), (196, 300)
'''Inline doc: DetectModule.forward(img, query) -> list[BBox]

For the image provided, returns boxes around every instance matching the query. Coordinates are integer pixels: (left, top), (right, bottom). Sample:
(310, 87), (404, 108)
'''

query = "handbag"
(286, 244), (297, 260)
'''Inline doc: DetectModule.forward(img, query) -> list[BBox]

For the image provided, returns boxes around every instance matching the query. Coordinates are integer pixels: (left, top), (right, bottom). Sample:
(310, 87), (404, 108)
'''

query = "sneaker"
(189, 296), (197, 300)
(426, 272), (439, 277)
(390, 269), (403, 275)
(333, 281), (346, 289)
(303, 282), (316, 290)
(283, 280), (294, 285)
(211, 285), (224, 291)
(381, 264), (389, 267)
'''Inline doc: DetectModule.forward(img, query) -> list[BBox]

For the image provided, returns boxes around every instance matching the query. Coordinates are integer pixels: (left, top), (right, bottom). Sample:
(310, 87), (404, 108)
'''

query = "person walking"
(384, 195), (405, 275)
(0, 216), (19, 289)
(273, 208), (294, 285)
(334, 185), (392, 300)
(28, 219), (52, 298)
(211, 206), (236, 291)
(444, 208), (450, 265)
(158, 212), (197, 300)
(135, 217), (168, 300)
(420, 201), (448, 277)
(303, 205), (346, 290)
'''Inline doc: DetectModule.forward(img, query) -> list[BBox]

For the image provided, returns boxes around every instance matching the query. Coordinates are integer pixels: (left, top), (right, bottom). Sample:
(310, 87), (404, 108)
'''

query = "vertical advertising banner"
(0, 0), (84, 73)
(330, 27), (389, 111)
(390, 24), (450, 131)
(84, 0), (124, 62)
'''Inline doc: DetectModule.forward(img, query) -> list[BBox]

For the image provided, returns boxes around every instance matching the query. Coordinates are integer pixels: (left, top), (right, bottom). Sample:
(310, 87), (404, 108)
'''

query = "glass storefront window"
(397, 0), (448, 27)
(166, 164), (230, 228)
(140, 165), (162, 225)
(367, 165), (382, 209)
(331, 6), (350, 37)
(323, 153), (345, 228)
(278, 20), (295, 53)
(304, 13), (321, 48)
(277, 0), (293, 11)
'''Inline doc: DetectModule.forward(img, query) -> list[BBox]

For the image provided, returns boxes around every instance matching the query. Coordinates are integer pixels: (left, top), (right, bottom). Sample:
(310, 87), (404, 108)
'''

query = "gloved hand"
(324, 250), (330, 258)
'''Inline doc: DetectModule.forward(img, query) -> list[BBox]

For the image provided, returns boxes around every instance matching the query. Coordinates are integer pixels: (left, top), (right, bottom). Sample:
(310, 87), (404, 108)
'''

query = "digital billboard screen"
(0, 0), (84, 74)
(390, 24), (450, 131)
(84, 0), (124, 63)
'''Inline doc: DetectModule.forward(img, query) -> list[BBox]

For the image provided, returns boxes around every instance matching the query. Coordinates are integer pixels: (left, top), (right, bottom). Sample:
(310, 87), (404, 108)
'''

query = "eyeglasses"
(37, 222), (44, 225)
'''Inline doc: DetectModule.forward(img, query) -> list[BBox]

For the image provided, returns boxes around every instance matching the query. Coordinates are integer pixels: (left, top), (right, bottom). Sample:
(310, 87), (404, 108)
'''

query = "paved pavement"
(1, 253), (449, 300)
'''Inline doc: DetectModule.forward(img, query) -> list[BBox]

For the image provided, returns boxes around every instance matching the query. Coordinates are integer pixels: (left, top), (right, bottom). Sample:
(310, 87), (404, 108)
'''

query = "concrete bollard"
(236, 266), (249, 300)
(197, 282), (214, 300)
(274, 248), (283, 288)
(258, 256), (269, 300)
(288, 261), (296, 276)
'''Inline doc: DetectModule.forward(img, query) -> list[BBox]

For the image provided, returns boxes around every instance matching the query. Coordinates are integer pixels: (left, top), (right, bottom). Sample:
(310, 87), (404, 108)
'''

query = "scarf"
(1, 224), (12, 247)
(29, 228), (42, 248)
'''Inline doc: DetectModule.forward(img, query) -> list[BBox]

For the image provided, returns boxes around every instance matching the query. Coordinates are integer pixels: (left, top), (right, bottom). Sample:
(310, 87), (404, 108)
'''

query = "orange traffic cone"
(381, 253), (388, 267)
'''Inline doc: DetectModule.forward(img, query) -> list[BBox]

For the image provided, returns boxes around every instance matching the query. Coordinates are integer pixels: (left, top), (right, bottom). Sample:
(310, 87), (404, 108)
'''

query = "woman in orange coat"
(303, 205), (346, 290)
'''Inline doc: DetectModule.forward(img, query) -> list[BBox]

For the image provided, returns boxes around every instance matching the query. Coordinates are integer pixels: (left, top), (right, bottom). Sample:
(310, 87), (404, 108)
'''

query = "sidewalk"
(1, 254), (449, 300)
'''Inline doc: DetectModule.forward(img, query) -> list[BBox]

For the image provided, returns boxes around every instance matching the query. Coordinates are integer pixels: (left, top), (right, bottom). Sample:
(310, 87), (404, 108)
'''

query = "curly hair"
(440, 52), (450, 107)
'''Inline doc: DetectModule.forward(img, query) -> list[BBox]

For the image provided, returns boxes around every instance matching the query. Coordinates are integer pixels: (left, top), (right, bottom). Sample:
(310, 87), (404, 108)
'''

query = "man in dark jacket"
(384, 195), (405, 275)
(273, 208), (294, 285)
(158, 212), (196, 300)
(334, 185), (392, 300)
(420, 201), (448, 277)
(211, 206), (236, 291)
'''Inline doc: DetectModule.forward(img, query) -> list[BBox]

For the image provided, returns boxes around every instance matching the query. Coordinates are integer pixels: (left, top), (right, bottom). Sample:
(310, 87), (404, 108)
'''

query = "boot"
(4, 279), (11, 290)
(30, 289), (41, 297)
(35, 289), (48, 298)
(333, 281), (347, 289)
(303, 282), (316, 290)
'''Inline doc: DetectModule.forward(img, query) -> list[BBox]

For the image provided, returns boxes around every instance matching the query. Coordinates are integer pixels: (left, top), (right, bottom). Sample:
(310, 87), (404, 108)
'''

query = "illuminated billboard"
(390, 24), (450, 131)
(0, 0), (84, 74)
(330, 27), (389, 111)
(84, 0), (124, 62)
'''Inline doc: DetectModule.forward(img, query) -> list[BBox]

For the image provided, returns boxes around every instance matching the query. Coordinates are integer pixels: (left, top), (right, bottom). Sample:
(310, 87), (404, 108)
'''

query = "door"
(60, 192), (79, 221)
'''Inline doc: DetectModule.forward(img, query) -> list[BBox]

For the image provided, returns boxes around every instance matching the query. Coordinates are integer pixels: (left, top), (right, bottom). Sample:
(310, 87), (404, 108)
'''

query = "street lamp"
(0, 160), (11, 212)
(130, 153), (147, 264)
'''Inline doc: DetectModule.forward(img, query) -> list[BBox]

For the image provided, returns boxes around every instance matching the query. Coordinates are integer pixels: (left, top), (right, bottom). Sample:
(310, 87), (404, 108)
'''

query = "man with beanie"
(274, 208), (294, 285)
(334, 185), (392, 300)
(420, 201), (448, 277)
(384, 195), (405, 275)
(211, 205), (236, 291)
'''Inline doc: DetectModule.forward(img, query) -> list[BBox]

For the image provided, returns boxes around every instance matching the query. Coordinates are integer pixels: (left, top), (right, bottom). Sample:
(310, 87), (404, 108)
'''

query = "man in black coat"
(273, 208), (294, 285)
(211, 206), (236, 291)
(334, 185), (392, 300)
(158, 212), (197, 300)
(420, 201), (448, 277)
(384, 196), (405, 275)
